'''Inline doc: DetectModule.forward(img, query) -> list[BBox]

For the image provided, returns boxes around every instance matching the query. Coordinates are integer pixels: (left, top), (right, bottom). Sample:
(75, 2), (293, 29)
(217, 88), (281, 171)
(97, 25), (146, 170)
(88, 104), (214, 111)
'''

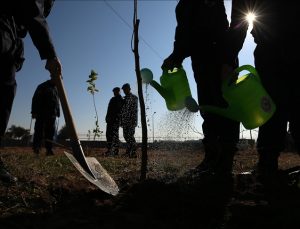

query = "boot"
(215, 143), (237, 178)
(194, 140), (221, 174)
(0, 159), (18, 184)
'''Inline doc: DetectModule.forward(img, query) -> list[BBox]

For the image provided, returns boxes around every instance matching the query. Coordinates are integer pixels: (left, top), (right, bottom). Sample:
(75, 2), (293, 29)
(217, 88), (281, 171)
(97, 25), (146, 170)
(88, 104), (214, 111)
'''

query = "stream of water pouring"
(157, 109), (198, 141)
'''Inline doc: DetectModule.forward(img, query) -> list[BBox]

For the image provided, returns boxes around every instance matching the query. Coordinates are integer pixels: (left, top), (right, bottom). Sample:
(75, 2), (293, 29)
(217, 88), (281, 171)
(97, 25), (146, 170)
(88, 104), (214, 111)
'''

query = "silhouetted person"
(224, 0), (300, 184)
(162, 0), (240, 178)
(31, 78), (60, 156)
(0, 0), (62, 183)
(121, 83), (138, 158)
(105, 87), (123, 156)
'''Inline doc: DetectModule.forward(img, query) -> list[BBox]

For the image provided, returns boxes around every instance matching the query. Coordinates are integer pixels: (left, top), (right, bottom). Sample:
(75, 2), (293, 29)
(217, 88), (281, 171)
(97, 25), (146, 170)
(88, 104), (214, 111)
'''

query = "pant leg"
(289, 114), (300, 153)
(191, 53), (239, 173)
(254, 44), (289, 170)
(106, 123), (113, 151)
(0, 61), (17, 139)
(123, 125), (136, 154)
(33, 117), (44, 150)
(44, 117), (56, 151)
(111, 122), (120, 153)
(201, 111), (239, 173)
(288, 69), (300, 153)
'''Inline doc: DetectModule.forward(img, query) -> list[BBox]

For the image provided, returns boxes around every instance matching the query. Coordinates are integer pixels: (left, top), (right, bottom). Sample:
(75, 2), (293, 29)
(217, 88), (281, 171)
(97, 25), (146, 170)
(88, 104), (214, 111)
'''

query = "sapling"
(86, 70), (103, 140)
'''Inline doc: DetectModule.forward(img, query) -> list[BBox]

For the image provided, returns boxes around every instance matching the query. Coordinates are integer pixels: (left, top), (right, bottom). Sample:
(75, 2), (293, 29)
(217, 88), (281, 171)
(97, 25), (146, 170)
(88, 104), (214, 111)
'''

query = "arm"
(105, 99), (113, 123)
(19, 0), (61, 76)
(223, 0), (252, 65)
(222, 0), (253, 80)
(162, 0), (192, 70)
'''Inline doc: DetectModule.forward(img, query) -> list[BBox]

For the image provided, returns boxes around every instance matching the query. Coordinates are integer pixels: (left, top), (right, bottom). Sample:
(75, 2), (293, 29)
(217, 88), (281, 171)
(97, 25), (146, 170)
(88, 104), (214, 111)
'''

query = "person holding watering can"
(162, 0), (240, 180)
(223, 0), (300, 187)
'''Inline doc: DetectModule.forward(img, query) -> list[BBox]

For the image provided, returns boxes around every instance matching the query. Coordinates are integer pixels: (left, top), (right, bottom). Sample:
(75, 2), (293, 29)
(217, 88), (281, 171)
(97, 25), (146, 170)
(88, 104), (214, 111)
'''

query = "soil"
(0, 147), (300, 229)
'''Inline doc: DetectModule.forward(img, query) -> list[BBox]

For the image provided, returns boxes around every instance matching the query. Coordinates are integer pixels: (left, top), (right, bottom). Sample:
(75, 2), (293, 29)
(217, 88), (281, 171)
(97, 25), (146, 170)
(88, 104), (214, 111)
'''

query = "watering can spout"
(141, 67), (198, 111)
(150, 80), (168, 99)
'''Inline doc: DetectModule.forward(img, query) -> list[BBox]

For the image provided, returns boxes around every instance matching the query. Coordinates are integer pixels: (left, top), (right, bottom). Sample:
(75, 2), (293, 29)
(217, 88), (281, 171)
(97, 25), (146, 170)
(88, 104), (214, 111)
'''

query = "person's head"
(122, 83), (131, 95)
(112, 87), (120, 96)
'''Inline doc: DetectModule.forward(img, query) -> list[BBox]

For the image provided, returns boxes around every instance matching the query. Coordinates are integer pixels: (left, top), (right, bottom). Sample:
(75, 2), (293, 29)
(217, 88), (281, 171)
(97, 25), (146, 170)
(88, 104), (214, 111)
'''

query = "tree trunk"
(133, 1), (148, 181)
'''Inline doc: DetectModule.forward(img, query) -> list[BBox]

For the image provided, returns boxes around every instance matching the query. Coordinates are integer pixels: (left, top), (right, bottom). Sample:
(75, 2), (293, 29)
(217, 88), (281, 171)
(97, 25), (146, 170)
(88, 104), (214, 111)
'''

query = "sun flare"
(246, 12), (256, 25)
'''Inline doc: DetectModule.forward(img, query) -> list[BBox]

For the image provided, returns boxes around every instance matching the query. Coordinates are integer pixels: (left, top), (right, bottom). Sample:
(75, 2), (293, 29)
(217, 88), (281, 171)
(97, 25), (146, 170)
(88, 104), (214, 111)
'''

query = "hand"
(161, 54), (182, 71)
(221, 64), (236, 84)
(45, 57), (62, 78)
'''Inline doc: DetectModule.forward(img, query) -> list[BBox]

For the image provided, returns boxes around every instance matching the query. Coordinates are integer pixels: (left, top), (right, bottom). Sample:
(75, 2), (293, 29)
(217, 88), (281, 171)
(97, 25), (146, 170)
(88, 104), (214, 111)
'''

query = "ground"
(0, 146), (300, 229)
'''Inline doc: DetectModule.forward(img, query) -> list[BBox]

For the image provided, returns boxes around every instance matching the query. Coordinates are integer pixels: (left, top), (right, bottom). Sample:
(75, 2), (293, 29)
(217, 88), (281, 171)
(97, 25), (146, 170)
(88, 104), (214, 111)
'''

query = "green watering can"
(141, 67), (198, 112)
(201, 65), (276, 129)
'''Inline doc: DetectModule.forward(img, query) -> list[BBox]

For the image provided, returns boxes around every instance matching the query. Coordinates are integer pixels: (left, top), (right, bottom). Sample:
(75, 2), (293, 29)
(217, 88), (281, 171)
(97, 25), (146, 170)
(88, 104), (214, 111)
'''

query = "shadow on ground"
(1, 170), (300, 229)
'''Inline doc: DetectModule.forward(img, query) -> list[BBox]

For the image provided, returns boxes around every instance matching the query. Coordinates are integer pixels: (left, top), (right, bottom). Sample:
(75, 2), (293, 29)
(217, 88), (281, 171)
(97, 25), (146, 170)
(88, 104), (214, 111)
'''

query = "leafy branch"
(86, 70), (102, 140)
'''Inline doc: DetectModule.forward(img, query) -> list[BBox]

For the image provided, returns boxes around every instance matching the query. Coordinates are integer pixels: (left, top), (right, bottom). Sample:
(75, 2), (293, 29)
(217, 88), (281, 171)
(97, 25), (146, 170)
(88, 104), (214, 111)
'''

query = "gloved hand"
(221, 63), (238, 85)
(161, 53), (183, 71)
(45, 57), (62, 78)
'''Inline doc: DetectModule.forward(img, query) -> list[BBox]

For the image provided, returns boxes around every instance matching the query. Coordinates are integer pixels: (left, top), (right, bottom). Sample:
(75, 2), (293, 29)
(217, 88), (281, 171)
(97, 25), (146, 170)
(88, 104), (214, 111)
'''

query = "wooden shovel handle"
(54, 76), (79, 141)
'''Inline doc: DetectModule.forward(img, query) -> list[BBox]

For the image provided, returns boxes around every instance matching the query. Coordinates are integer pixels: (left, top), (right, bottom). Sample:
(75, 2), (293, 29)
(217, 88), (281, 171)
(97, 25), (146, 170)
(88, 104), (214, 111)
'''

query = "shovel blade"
(64, 151), (119, 196)
(70, 139), (96, 179)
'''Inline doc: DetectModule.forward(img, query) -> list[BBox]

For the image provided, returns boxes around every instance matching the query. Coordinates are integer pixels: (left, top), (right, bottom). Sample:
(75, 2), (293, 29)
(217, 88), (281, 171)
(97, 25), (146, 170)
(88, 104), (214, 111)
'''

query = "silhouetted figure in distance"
(121, 83), (138, 158)
(105, 87), (123, 156)
(31, 78), (60, 156)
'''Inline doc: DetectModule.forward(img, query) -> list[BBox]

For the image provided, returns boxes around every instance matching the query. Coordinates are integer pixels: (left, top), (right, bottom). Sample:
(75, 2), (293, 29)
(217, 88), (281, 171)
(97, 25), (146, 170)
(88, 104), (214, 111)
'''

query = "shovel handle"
(54, 76), (79, 141)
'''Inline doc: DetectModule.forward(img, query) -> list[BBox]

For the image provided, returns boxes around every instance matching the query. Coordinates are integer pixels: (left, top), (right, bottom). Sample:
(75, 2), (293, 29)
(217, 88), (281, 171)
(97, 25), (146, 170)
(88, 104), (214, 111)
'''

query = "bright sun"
(246, 12), (256, 25)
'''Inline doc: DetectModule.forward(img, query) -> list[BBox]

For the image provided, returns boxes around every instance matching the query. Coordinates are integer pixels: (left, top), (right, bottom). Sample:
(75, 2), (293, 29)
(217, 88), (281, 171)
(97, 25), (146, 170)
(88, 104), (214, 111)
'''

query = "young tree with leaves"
(86, 70), (103, 140)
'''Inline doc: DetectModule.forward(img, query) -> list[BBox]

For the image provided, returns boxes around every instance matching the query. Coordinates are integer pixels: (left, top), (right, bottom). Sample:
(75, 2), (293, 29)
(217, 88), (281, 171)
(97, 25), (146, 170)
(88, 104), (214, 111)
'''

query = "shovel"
(54, 75), (119, 196)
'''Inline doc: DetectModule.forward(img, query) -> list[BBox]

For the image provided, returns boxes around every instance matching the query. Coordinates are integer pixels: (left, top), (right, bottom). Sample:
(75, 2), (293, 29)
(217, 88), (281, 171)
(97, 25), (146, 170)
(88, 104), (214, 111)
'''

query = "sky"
(8, 0), (257, 141)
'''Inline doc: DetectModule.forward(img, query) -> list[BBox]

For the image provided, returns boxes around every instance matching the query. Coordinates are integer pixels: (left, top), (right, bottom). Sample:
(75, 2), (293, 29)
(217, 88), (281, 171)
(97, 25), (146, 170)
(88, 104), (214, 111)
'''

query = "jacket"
(31, 80), (60, 118)
(105, 95), (123, 124)
(121, 93), (138, 127)
(0, 0), (57, 61)
(170, 0), (229, 61)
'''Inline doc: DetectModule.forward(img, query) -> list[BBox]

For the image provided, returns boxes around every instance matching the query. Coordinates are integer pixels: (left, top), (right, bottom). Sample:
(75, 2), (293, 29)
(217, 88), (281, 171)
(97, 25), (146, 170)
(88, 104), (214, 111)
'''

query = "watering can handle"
(234, 65), (259, 79)
(223, 65), (260, 91)
(162, 65), (183, 75)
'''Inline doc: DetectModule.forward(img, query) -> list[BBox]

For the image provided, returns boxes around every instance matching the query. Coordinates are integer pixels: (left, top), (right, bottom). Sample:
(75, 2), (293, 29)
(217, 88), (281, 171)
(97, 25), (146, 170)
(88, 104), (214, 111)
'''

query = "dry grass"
(0, 146), (299, 219)
(1, 146), (299, 186)
(0, 147), (300, 229)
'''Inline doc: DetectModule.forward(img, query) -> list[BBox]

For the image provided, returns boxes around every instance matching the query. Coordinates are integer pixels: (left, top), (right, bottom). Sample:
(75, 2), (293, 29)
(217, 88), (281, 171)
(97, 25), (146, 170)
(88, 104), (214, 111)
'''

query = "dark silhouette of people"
(0, 0), (62, 183)
(105, 87), (123, 156)
(121, 83), (138, 158)
(224, 0), (300, 185)
(162, 0), (240, 178)
(31, 78), (60, 156)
